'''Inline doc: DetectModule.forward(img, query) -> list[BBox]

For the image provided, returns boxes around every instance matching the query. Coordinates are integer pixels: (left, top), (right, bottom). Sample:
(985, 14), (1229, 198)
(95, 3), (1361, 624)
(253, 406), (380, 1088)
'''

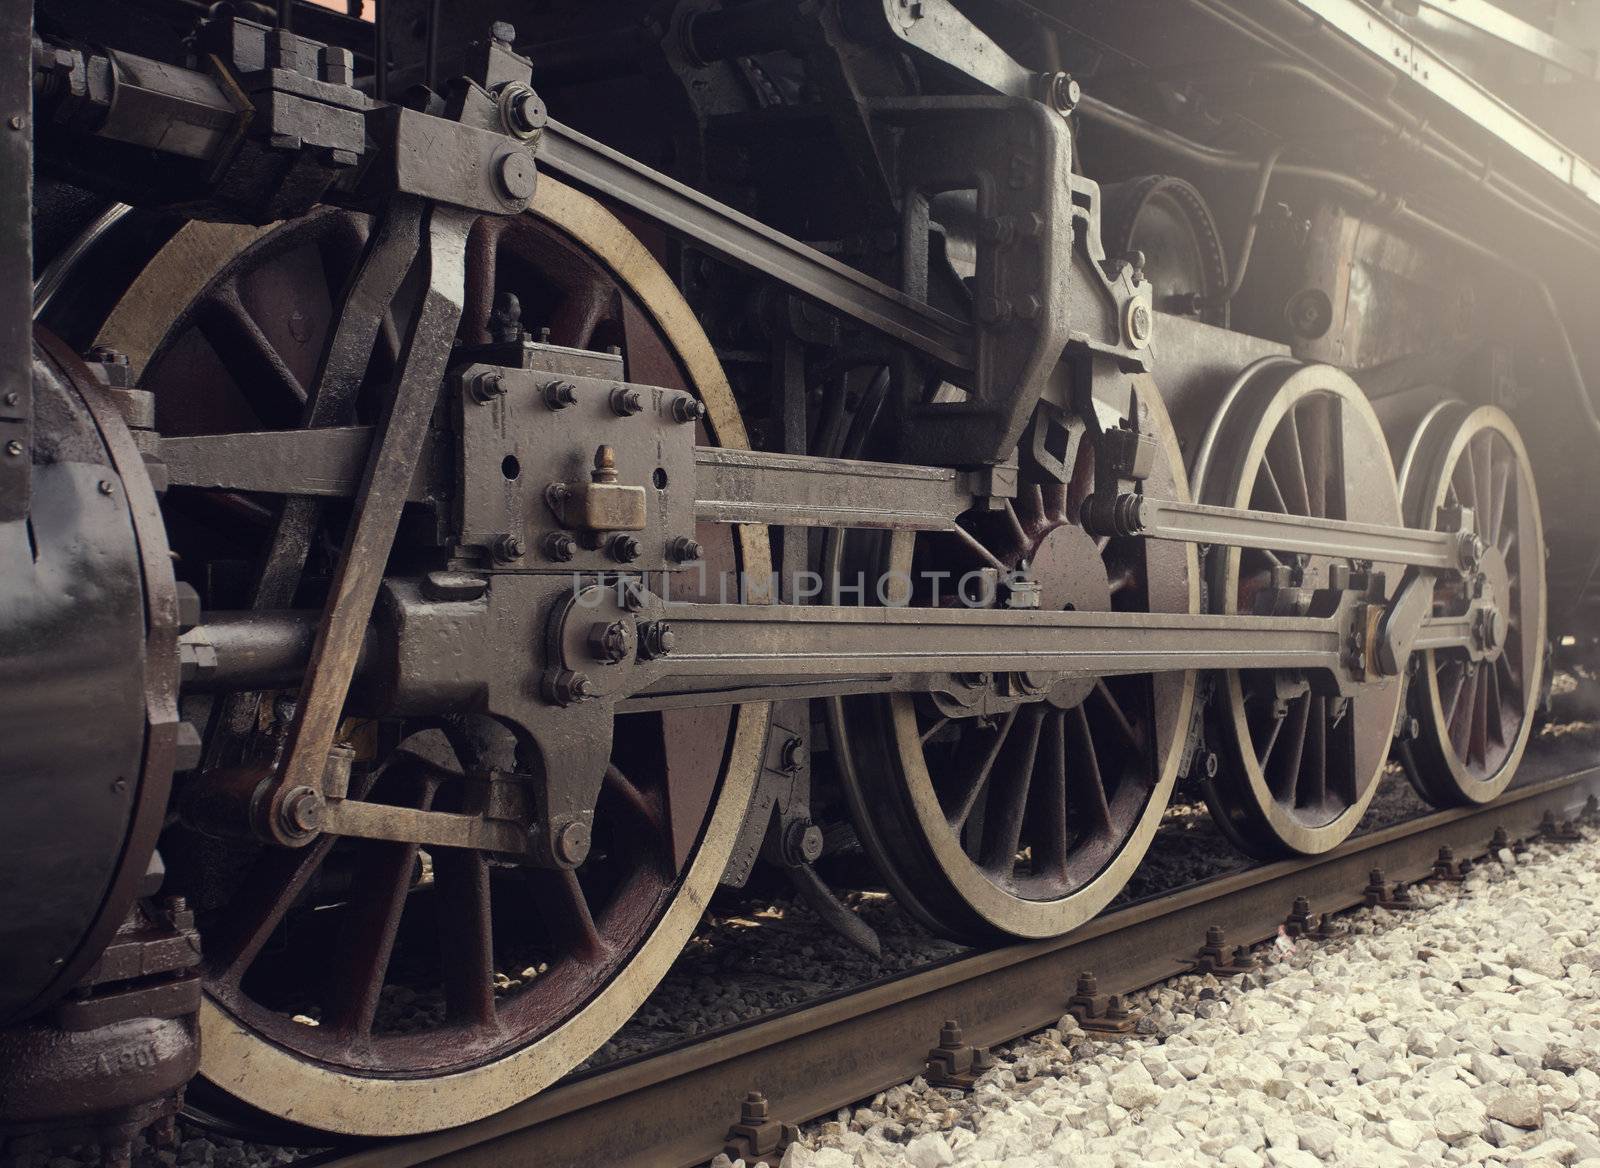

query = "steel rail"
(310, 763), (1600, 1168)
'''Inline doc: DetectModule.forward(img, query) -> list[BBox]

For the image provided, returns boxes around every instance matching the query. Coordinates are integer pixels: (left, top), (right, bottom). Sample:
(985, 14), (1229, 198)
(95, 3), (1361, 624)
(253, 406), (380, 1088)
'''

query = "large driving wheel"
(828, 379), (1198, 942)
(1192, 363), (1405, 857)
(72, 180), (768, 1136)
(1398, 404), (1545, 806)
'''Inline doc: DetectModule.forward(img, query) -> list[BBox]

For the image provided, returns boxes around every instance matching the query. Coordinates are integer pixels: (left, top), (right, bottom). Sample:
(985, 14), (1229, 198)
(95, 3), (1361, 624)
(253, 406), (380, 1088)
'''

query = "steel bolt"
(1041, 70), (1080, 113)
(4, 440), (22, 457)
(2, 392), (17, 407)
(668, 536), (704, 563)
(610, 385), (645, 416)
(553, 819), (591, 866)
(497, 150), (538, 202)
(1205, 925), (1226, 948)
(542, 531), (577, 562)
(639, 620), (676, 659)
(7, 115), (23, 131)
(608, 533), (643, 563)
(468, 369), (506, 403)
(783, 819), (824, 865)
(97, 479), (115, 496)
(671, 395), (706, 424)
(1200, 750), (1220, 779)
(1076, 971), (1099, 996)
(589, 619), (633, 664)
(279, 786), (324, 836)
(741, 1092), (770, 1123)
(492, 533), (528, 563)
(543, 380), (578, 409)
(547, 669), (596, 704)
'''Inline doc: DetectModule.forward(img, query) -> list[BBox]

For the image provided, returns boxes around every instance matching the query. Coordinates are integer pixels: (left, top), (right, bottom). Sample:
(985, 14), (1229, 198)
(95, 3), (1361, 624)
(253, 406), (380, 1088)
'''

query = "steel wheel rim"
(90, 179), (770, 1135)
(1196, 364), (1405, 856)
(1401, 405), (1545, 805)
(830, 379), (1197, 941)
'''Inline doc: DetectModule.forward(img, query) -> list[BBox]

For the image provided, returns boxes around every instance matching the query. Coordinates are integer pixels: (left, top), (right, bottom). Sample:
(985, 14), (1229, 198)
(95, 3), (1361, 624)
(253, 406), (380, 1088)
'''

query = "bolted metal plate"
(454, 358), (698, 573)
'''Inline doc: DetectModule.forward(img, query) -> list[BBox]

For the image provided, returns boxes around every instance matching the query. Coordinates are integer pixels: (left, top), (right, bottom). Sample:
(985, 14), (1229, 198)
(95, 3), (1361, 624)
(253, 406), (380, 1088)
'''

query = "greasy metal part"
(693, 447), (972, 532)
(539, 121), (972, 371)
(1126, 495), (1462, 570)
(0, 897), (200, 1164)
(1, 337), (180, 1028)
(867, 0), (1038, 100)
(270, 199), (472, 829)
(0, 4), (30, 521)
(315, 766), (1599, 1168)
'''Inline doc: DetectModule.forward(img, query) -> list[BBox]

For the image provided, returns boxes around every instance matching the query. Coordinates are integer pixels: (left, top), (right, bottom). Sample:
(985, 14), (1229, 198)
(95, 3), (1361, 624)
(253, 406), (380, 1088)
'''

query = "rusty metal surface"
(316, 765), (1600, 1168)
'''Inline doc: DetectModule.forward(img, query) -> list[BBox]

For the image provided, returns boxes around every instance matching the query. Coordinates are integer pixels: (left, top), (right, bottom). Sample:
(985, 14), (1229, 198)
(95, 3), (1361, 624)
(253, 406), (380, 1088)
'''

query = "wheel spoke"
(947, 711), (1016, 830)
(1469, 664), (1490, 766)
(1268, 410), (1312, 515)
(1092, 680), (1140, 750)
(1034, 710), (1070, 874)
(1297, 398), (1330, 518)
(1298, 696), (1327, 808)
(1257, 458), (1290, 514)
(1489, 448), (1512, 546)
(322, 838), (422, 1038)
(431, 848), (498, 1029)
(196, 286), (308, 426)
(980, 705), (1045, 873)
(1484, 657), (1507, 749)
(1065, 705), (1112, 835)
(530, 867), (607, 963)
(1269, 694), (1310, 800)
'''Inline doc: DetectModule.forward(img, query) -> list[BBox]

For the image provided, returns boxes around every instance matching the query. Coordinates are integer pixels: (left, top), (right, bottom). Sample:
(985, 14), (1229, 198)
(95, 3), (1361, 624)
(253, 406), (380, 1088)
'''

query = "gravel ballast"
(740, 820), (1600, 1168)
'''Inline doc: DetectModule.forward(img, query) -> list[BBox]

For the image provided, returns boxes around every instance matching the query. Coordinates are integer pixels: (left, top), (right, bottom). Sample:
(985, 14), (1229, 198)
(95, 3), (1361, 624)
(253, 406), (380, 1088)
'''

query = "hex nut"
(589, 620), (634, 664)
(671, 395), (706, 424)
(543, 380), (578, 409)
(610, 386), (645, 416)
(468, 369), (506, 403)
(639, 621), (676, 659)
(492, 533), (528, 563)
(668, 536), (704, 563)
(608, 534), (643, 563)
(542, 531), (578, 562)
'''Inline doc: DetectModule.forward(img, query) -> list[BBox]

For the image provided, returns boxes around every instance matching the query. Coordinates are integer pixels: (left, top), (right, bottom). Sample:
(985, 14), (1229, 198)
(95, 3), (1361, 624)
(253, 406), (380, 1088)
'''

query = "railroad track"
(310, 761), (1600, 1168)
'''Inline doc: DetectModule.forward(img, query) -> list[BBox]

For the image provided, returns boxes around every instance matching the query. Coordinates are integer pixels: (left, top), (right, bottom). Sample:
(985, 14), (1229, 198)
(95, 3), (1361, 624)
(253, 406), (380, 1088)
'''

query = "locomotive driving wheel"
(1192, 363), (1405, 858)
(1399, 404), (1545, 806)
(828, 380), (1198, 942)
(78, 180), (769, 1136)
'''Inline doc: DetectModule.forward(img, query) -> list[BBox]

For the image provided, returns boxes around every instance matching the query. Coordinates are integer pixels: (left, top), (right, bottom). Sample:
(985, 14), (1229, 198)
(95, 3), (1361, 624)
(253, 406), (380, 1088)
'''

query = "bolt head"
(543, 380), (578, 410)
(589, 619), (634, 664)
(610, 386), (645, 416)
(492, 533), (528, 562)
(668, 536), (704, 564)
(497, 150), (538, 202)
(542, 531), (577, 562)
(469, 370), (507, 403)
(671, 395), (706, 424)
(97, 479), (115, 496)
(4, 439), (22, 456)
(554, 819), (591, 866)
(280, 786), (324, 835)
(609, 534), (643, 563)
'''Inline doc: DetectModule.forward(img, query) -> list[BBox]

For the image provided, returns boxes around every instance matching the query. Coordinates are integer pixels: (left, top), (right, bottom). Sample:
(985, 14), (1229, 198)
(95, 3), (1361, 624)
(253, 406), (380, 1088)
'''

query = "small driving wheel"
(1192, 363), (1405, 857)
(1398, 403), (1545, 806)
(828, 379), (1198, 942)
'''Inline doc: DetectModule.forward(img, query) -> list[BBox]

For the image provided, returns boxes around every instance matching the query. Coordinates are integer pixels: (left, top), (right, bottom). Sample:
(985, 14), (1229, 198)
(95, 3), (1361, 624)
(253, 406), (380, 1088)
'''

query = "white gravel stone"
(775, 819), (1600, 1168)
